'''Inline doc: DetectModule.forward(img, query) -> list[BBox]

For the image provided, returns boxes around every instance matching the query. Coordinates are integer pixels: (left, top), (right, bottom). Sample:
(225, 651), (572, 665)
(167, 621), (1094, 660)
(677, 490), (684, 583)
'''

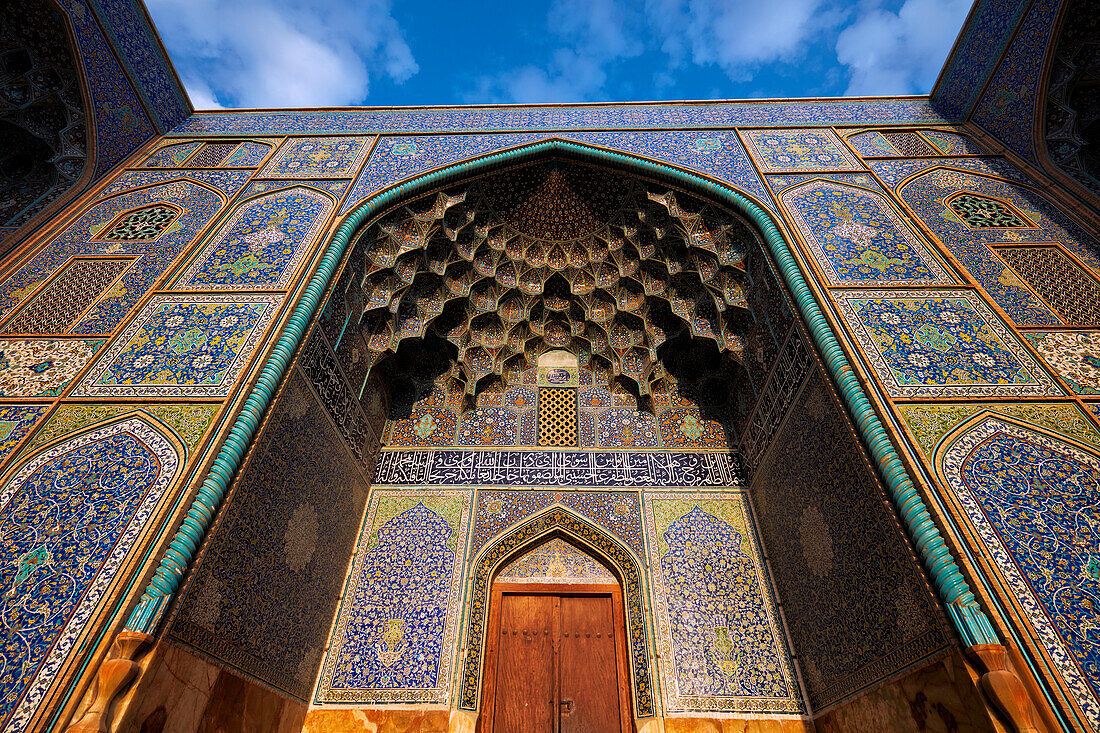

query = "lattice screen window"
(997, 245), (1100, 325)
(538, 387), (577, 447)
(185, 143), (239, 168)
(2, 258), (132, 334)
(948, 194), (1031, 228)
(882, 131), (937, 157)
(97, 205), (178, 240)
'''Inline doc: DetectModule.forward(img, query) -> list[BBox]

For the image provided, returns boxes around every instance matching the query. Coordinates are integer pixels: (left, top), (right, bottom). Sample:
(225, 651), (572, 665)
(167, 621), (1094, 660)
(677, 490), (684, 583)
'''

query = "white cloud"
(645, 0), (829, 80)
(147, 0), (417, 108)
(836, 0), (972, 95)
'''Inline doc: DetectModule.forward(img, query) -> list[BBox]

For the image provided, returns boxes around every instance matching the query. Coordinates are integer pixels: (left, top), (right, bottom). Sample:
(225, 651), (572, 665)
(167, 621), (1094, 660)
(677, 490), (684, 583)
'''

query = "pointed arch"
(935, 413), (1100, 730)
(943, 190), (1037, 229)
(0, 415), (182, 731)
(125, 139), (998, 674)
(459, 504), (652, 717)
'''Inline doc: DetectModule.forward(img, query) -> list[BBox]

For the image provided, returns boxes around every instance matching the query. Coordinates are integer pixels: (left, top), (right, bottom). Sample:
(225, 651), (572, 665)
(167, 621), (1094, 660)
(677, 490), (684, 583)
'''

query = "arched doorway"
(480, 536), (632, 733)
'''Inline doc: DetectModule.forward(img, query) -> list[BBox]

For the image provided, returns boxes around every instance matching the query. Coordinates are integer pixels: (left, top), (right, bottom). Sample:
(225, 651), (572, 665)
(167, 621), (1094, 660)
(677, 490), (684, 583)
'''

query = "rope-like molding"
(125, 138), (998, 647)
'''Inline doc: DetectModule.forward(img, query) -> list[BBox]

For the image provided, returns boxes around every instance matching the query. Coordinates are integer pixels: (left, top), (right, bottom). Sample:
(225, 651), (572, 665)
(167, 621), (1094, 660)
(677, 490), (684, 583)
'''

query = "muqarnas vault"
(1, 0), (1100, 731)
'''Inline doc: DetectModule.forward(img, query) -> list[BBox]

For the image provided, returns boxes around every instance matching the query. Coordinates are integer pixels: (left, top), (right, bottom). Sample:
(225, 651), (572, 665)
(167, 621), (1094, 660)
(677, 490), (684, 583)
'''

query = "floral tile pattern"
(175, 187), (334, 290)
(833, 289), (1059, 398)
(259, 137), (373, 178)
(1022, 331), (1100, 395)
(780, 179), (953, 286)
(73, 294), (282, 398)
(741, 129), (864, 172)
(0, 339), (102, 397)
(941, 418), (1100, 729)
(644, 494), (803, 713)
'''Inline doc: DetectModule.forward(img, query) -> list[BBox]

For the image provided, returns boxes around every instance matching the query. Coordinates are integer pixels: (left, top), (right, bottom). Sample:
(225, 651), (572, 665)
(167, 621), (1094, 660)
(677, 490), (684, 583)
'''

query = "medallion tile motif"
(740, 129), (863, 172)
(0, 339), (102, 397)
(175, 187), (334, 290)
(0, 418), (179, 732)
(833, 289), (1058, 398)
(941, 419), (1100, 729)
(316, 491), (472, 705)
(73, 294), (282, 398)
(780, 180), (953, 286)
(259, 137), (373, 178)
(645, 495), (803, 713)
(1022, 331), (1100, 395)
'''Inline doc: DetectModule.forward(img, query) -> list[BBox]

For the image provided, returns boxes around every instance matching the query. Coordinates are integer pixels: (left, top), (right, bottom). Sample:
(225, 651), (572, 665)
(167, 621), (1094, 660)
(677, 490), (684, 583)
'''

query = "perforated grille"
(538, 387), (577, 447)
(186, 143), (238, 168)
(949, 194), (1029, 228)
(99, 205), (177, 240)
(2, 258), (131, 334)
(998, 245), (1100, 325)
(882, 131), (937, 157)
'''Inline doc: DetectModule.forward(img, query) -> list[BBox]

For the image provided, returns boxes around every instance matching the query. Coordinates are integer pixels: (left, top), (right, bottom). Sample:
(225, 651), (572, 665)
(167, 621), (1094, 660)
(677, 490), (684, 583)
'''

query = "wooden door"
(559, 595), (621, 733)
(484, 585), (630, 733)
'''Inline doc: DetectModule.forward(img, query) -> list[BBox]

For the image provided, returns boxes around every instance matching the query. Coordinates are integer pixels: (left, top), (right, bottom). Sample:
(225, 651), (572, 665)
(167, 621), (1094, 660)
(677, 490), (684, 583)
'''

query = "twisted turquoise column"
(125, 139), (998, 647)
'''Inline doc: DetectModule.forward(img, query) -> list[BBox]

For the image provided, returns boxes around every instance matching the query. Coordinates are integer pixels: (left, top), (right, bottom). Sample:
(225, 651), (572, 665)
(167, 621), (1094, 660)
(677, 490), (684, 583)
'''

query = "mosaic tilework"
(97, 170), (252, 199)
(740, 129), (863, 172)
(739, 329), (815, 475)
(458, 506), (653, 717)
(932, 0), (1032, 118)
(921, 130), (988, 156)
(0, 406), (49, 467)
(16, 403), (218, 462)
(241, 178), (350, 199)
(73, 294), (282, 398)
(969, 0), (1058, 164)
(845, 130), (898, 157)
(341, 131), (771, 215)
(84, 0), (190, 131)
(470, 490), (643, 556)
(373, 449), (744, 487)
(64, 0), (157, 178)
(894, 166), (1100, 326)
(259, 137), (373, 178)
(645, 495), (802, 713)
(869, 156), (1035, 188)
(1023, 331), (1100, 395)
(175, 187), (334, 290)
(0, 418), (179, 732)
(316, 491), (472, 704)
(142, 141), (202, 167)
(496, 538), (617, 584)
(172, 99), (949, 137)
(780, 180), (953, 286)
(940, 418), (1100, 729)
(0, 181), (226, 335)
(0, 339), (102, 397)
(170, 369), (369, 700)
(834, 289), (1059, 398)
(1, 258), (132, 334)
(223, 141), (274, 167)
(997, 246), (1100, 325)
(752, 372), (948, 710)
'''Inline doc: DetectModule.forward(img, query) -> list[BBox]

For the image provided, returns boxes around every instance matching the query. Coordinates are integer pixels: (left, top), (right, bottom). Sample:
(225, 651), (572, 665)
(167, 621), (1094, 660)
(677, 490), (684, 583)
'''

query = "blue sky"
(146, 0), (974, 109)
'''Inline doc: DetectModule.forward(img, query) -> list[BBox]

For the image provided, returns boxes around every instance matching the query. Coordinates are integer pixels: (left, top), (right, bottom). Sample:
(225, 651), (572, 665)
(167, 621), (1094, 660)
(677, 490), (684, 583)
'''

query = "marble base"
(814, 651), (998, 733)
(114, 642), (305, 733)
(300, 709), (452, 732)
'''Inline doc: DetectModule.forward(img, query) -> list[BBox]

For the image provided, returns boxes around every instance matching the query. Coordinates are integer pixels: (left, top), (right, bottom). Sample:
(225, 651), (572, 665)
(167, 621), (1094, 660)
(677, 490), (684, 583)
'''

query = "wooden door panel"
(492, 594), (556, 733)
(559, 595), (621, 733)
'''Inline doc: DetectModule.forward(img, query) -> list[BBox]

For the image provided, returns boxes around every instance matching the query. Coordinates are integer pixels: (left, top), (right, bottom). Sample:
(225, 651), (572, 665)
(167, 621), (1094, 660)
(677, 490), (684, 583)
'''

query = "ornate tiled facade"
(3, 2), (1099, 729)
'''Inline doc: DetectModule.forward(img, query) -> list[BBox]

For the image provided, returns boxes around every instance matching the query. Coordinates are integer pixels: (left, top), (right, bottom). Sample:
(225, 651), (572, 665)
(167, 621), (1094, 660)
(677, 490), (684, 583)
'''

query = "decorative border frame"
(72, 292), (283, 398)
(174, 186), (335, 291)
(832, 288), (1060, 398)
(938, 417), (1100, 729)
(3, 417), (179, 733)
(457, 506), (653, 717)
